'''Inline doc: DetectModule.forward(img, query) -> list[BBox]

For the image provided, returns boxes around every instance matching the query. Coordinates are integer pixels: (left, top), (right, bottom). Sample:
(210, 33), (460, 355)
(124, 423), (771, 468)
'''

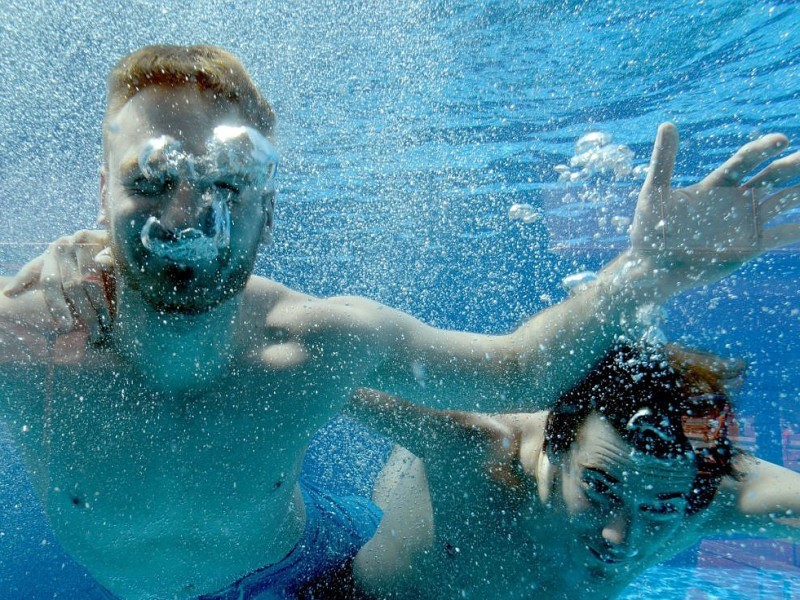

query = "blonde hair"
(103, 45), (275, 148)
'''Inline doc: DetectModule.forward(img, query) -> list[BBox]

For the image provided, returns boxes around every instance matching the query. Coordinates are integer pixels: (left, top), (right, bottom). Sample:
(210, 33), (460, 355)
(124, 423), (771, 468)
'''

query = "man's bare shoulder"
(238, 278), (404, 378)
(243, 276), (399, 337)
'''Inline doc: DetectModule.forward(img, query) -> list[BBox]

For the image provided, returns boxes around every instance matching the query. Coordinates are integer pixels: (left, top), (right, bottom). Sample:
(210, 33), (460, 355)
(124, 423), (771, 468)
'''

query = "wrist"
(596, 250), (672, 307)
(591, 251), (671, 344)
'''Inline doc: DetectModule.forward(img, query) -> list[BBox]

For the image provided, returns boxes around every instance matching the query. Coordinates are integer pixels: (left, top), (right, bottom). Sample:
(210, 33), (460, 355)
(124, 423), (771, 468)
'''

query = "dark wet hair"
(544, 343), (743, 515)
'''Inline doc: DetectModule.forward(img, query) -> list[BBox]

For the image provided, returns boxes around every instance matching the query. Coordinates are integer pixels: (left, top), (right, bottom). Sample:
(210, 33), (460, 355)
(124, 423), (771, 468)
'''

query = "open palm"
(630, 123), (800, 296)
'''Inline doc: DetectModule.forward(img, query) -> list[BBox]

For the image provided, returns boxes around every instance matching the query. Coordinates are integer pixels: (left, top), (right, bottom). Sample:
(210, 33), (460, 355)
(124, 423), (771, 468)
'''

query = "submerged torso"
(359, 413), (710, 600)
(0, 277), (373, 599)
(375, 491), (705, 600)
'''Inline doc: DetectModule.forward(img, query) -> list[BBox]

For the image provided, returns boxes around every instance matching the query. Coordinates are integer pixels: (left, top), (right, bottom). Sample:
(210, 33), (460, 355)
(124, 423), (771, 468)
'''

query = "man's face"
(556, 413), (696, 569)
(102, 86), (275, 314)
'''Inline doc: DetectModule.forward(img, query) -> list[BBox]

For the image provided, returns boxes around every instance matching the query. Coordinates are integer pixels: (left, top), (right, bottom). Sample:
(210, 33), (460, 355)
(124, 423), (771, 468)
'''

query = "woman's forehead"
(574, 413), (696, 490)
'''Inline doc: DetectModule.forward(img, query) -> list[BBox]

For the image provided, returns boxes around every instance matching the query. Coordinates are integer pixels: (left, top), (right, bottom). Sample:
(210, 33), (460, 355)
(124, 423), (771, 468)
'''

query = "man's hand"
(3, 229), (112, 341)
(623, 123), (800, 299)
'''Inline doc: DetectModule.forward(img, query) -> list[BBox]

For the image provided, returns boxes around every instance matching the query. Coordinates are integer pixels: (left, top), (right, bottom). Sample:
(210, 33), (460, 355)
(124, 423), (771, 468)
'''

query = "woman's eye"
(640, 502), (681, 517)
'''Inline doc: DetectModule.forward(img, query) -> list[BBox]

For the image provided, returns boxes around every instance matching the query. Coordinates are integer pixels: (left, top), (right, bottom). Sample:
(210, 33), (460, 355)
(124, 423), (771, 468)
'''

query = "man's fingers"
(643, 122), (679, 192)
(744, 150), (800, 190)
(94, 247), (114, 270)
(703, 134), (789, 188)
(63, 282), (101, 340)
(762, 223), (800, 253)
(759, 186), (800, 223)
(40, 249), (74, 329)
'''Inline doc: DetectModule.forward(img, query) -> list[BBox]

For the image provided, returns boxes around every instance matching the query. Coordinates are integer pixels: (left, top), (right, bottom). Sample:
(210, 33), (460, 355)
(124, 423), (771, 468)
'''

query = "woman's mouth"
(587, 544), (639, 565)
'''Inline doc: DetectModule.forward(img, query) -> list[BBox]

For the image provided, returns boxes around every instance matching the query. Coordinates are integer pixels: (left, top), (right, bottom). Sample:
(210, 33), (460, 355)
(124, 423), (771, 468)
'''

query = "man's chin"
(117, 248), (253, 314)
(145, 296), (224, 315)
(141, 280), (245, 315)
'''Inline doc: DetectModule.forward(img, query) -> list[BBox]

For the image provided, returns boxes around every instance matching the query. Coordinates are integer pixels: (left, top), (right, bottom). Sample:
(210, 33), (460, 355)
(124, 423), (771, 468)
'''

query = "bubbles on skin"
(610, 215), (631, 234)
(411, 361), (427, 387)
(561, 271), (598, 295)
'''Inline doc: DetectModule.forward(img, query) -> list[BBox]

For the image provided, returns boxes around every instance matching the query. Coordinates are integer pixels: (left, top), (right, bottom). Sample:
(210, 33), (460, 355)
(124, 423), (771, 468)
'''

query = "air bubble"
(508, 203), (541, 224)
(561, 271), (598, 295)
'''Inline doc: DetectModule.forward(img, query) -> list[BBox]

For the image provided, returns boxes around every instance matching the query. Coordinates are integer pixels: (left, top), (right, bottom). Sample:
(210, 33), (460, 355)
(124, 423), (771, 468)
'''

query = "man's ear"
(261, 192), (276, 244)
(97, 168), (108, 226)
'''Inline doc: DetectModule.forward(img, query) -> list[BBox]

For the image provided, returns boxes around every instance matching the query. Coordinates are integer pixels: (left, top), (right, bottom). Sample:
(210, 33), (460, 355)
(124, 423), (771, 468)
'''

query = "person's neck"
(110, 276), (242, 394)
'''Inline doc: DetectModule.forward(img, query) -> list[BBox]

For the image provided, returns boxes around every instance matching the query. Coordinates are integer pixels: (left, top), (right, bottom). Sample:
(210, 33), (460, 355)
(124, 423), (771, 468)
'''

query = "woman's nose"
(601, 511), (629, 546)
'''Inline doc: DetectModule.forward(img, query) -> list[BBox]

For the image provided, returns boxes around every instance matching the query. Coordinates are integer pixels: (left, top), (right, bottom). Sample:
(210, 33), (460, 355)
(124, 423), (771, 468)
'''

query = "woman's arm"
(706, 456), (800, 539)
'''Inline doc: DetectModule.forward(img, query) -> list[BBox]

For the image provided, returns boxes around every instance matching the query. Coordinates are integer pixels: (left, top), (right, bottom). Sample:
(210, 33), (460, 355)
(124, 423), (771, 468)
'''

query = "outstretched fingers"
(643, 122), (679, 191)
(760, 186), (800, 222)
(702, 134), (789, 188)
(744, 150), (800, 190)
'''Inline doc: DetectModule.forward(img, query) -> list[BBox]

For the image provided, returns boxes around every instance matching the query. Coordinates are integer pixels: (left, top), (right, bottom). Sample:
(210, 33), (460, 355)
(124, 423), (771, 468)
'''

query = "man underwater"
(1, 44), (799, 599)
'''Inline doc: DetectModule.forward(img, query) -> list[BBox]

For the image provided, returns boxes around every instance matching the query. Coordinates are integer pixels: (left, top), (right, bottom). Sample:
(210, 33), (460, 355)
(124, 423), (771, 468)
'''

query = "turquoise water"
(620, 566), (800, 599)
(1, 0), (799, 597)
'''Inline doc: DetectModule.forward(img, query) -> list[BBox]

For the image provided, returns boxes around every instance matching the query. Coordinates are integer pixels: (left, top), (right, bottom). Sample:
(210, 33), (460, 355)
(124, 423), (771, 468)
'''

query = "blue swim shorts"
(96, 477), (382, 600)
(199, 476), (382, 599)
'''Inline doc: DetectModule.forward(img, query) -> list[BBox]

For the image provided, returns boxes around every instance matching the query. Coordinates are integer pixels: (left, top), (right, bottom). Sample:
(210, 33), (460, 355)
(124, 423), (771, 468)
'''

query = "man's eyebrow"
(118, 158), (141, 178)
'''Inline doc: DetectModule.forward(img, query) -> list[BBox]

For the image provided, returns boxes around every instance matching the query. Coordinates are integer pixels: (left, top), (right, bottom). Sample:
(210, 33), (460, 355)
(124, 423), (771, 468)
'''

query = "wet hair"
(544, 343), (743, 515)
(103, 44), (275, 146)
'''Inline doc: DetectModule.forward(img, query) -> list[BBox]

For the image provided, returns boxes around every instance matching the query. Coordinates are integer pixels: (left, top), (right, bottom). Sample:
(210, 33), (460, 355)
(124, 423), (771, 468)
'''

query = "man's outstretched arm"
(359, 123), (800, 410)
(6, 124), (800, 413)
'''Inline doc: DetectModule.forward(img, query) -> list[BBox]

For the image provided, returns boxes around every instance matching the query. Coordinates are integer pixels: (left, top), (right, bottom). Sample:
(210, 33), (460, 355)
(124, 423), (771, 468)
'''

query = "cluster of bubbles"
(508, 131), (649, 227)
(554, 131), (648, 183)
(508, 202), (542, 224)
(561, 270), (598, 295)
(560, 269), (667, 344)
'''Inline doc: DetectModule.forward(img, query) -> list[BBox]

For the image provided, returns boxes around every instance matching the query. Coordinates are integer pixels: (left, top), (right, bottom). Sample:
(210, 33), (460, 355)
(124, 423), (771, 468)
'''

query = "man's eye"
(128, 178), (168, 197)
(214, 181), (243, 198)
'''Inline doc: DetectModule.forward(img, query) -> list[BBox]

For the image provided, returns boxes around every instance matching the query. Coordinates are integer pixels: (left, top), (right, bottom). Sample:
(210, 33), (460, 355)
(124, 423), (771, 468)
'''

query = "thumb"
(643, 122), (679, 192)
(93, 247), (115, 271)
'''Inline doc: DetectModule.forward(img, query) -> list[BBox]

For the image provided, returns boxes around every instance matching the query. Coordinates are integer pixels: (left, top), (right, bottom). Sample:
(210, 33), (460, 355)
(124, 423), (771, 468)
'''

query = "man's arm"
(358, 124), (800, 411)
(7, 124), (800, 413)
(347, 389), (545, 599)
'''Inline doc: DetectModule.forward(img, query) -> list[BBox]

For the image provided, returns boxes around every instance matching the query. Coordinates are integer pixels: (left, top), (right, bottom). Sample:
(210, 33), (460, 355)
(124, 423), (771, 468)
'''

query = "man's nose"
(160, 181), (210, 230)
